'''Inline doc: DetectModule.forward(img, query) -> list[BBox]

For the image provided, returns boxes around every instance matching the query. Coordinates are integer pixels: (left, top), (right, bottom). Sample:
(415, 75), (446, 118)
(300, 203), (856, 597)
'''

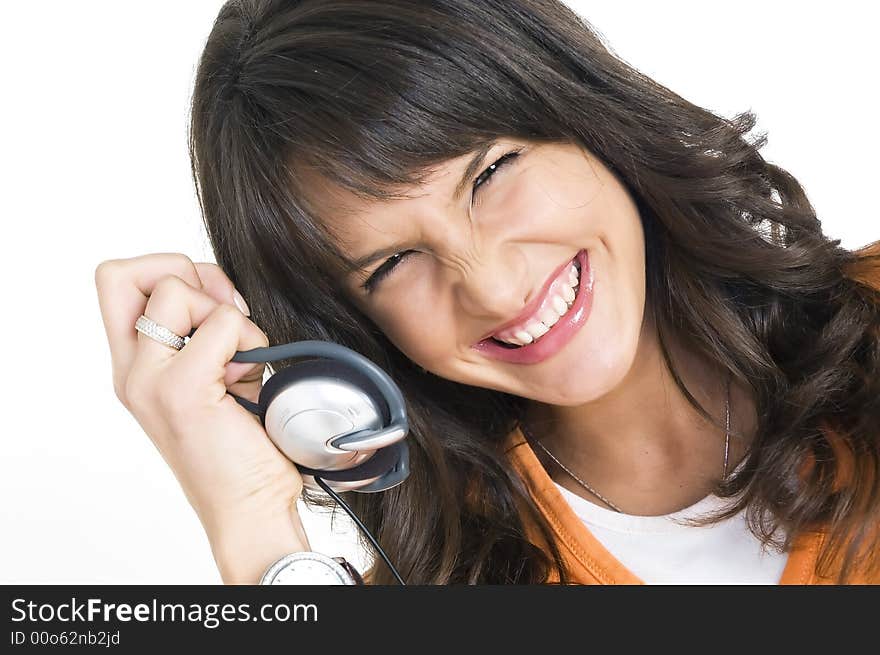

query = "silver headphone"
(221, 339), (410, 494)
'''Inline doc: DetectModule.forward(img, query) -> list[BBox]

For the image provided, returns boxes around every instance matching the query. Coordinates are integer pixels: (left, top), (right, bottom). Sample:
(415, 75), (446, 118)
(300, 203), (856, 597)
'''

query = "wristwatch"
(259, 552), (364, 585)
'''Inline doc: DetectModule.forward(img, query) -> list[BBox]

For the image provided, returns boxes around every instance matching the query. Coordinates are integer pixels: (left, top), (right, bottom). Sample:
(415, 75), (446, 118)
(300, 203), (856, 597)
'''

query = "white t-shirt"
(555, 481), (790, 584)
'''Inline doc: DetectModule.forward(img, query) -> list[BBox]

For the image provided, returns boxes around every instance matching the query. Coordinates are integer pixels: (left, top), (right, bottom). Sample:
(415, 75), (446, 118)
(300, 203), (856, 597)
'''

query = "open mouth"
(471, 249), (593, 364)
(487, 254), (583, 349)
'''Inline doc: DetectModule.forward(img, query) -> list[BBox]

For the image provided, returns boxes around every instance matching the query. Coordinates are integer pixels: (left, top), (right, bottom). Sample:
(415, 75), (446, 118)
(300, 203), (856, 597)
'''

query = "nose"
(452, 249), (531, 328)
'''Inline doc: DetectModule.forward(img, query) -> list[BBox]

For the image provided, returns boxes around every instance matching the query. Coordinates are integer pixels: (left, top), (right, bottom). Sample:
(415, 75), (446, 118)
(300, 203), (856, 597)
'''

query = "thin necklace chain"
(523, 378), (731, 514)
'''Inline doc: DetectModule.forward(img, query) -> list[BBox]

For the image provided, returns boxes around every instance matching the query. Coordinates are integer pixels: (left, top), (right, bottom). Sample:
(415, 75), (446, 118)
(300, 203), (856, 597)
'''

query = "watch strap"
(333, 557), (365, 585)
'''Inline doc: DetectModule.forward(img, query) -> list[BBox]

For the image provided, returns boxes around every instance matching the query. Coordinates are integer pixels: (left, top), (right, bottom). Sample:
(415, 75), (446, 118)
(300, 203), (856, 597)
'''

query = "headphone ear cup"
(258, 358), (390, 424)
(257, 358), (393, 484)
(296, 439), (407, 485)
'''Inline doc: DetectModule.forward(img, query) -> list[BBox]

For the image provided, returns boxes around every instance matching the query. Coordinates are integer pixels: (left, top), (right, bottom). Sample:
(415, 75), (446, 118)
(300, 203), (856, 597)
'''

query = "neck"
(523, 311), (757, 516)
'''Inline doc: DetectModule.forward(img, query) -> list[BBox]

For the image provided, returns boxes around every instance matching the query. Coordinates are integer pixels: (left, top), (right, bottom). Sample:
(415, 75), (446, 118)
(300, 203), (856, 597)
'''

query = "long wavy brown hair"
(187, 0), (880, 583)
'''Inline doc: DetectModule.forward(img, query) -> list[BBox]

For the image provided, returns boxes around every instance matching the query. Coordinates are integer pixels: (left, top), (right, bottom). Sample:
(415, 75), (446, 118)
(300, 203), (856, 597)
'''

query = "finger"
(95, 253), (205, 396)
(171, 302), (270, 405)
(133, 275), (264, 400)
(193, 262), (250, 316)
(136, 274), (219, 363)
(189, 265), (264, 398)
(225, 357), (267, 408)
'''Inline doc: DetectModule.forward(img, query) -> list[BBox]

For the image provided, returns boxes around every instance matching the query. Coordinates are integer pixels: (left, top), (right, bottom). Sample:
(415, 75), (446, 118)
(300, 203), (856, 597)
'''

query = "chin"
(516, 336), (635, 406)
(525, 372), (618, 406)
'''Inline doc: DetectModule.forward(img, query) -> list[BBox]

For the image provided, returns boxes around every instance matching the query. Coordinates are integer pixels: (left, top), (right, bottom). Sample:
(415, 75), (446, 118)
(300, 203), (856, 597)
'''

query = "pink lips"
(477, 254), (576, 341)
(471, 249), (593, 365)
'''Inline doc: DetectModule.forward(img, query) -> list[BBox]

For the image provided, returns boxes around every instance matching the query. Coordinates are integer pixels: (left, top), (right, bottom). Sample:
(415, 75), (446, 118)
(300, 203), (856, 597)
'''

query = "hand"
(94, 253), (309, 583)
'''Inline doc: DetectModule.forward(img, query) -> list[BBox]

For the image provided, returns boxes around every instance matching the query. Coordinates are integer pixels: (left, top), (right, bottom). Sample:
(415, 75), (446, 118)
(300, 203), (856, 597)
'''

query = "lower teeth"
(491, 338), (521, 349)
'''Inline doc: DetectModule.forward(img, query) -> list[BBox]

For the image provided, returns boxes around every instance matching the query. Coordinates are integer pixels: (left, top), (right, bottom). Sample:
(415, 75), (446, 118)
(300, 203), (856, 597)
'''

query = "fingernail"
(232, 289), (251, 316)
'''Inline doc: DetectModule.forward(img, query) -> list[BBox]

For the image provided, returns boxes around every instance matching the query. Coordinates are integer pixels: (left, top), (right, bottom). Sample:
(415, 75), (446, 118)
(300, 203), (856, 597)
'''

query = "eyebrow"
(350, 142), (496, 271)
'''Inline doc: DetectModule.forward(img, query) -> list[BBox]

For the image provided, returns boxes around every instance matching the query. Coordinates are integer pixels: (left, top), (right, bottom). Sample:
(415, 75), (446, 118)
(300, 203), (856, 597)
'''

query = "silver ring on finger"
(135, 314), (187, 351)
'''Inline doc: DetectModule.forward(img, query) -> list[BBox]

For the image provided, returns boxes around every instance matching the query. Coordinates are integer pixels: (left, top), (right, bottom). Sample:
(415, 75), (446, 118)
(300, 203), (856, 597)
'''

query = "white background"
(1, 2), (877, 583)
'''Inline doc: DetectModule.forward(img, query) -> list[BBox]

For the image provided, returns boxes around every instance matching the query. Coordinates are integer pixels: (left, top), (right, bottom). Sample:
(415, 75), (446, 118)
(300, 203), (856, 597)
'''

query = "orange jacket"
(505, 425), (879, 584)
(503, 239), (880, 584)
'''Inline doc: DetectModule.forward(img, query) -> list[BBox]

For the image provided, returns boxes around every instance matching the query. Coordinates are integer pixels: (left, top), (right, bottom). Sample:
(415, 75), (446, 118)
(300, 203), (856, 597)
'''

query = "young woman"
(95, 0), (880, 584)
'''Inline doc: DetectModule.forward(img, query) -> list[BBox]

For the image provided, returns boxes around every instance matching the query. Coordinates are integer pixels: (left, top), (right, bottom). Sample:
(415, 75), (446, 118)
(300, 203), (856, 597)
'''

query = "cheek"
(528, 149), (605, 212)
(502, 151), (607, 245)
(371, 295), (454, 369)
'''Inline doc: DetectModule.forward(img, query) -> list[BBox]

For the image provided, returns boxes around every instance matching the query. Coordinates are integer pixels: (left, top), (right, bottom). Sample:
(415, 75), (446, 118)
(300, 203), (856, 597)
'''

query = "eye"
(360, 148), (523, 294)
(362, 249), (417, 294)
(471, 147), (523, 205)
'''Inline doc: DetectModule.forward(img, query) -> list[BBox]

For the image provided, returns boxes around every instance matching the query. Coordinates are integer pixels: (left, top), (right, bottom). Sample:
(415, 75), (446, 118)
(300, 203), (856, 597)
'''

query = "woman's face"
(320, 138), (647, 406)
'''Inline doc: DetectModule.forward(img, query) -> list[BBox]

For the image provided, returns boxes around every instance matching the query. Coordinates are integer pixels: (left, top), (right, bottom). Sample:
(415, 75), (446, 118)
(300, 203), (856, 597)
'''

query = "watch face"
(264, 553), (356, 585)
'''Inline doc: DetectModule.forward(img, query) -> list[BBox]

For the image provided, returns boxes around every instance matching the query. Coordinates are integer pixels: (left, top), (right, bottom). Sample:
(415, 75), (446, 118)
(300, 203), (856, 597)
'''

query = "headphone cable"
(313, 476), (406, 585)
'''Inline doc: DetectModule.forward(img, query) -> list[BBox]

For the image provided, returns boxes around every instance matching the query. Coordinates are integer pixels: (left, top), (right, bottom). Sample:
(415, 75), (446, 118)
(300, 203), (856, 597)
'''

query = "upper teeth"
(493, 262), (580, 346)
